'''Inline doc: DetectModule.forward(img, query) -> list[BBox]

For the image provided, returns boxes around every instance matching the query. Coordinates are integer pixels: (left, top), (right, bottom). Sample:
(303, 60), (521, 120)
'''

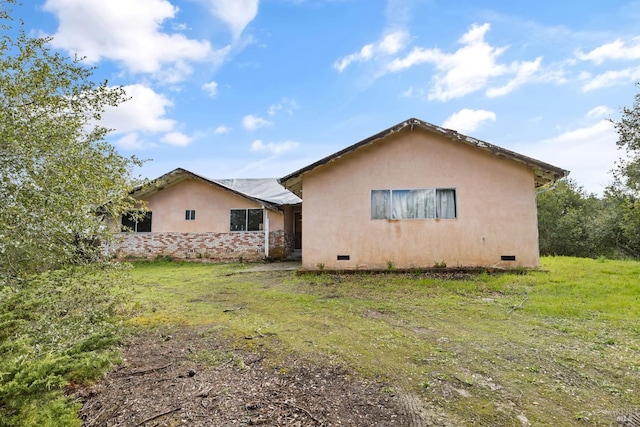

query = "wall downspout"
(263, 207), (270, 258)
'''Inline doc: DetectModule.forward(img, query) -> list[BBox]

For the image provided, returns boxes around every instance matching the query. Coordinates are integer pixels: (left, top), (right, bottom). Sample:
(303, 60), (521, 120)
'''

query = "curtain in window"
(371, 190), (391, 219)
(436, 189), (456, 218)
(392, 189), (435, 219)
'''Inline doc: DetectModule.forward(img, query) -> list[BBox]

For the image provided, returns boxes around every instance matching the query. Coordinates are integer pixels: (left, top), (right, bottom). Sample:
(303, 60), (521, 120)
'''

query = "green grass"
(127, 257), (640, 425)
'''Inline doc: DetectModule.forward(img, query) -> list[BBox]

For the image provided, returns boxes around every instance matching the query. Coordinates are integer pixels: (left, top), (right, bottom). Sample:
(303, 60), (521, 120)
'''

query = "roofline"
(132, 168), (282, 210)
(279, 118), (569, 190)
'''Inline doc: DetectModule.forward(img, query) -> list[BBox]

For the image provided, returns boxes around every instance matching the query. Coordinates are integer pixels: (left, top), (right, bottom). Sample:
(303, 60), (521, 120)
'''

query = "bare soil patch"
(76, 328), (421, 426)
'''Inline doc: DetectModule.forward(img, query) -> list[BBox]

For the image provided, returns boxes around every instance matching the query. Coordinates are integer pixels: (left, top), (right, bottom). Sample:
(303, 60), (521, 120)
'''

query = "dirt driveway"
(77, 328), (426, 426)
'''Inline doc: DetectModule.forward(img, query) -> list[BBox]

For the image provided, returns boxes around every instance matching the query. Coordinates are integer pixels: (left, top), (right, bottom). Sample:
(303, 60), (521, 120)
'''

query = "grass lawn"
(126, 256), (640, 425)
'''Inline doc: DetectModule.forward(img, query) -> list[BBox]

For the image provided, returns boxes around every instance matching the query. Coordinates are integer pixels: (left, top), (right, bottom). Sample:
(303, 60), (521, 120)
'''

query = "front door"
(294, 211), (302, 250)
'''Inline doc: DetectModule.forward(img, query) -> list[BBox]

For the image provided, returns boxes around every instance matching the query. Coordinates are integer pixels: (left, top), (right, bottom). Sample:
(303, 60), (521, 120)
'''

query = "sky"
(14, 0), (640, 195)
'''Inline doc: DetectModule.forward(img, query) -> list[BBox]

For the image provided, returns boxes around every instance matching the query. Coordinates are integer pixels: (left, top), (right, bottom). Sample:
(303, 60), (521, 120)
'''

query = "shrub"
(0, 265), (130, 425)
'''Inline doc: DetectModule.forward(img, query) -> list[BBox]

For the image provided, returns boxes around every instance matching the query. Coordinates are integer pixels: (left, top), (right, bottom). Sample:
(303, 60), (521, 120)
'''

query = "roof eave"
(133, 168), (282, 211)
(279, 118), (569, 191)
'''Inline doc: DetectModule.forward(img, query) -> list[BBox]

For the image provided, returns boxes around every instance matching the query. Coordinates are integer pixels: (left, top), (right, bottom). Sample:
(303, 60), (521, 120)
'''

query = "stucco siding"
(111, 177), (291, 260)
(145, 179), (285, 233)
(301, 129), (540, 270)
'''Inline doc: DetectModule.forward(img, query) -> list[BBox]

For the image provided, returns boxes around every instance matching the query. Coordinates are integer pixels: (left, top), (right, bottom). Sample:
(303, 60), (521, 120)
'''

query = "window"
(230, 208), (264, 231)
(371, 189), (456, 219)
(185, 209), (196, 221)
(121, 211), (152, 232)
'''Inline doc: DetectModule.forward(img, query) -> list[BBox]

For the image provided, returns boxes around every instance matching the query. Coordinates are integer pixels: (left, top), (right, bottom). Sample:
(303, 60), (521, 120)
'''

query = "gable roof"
(132, 168), (301, 209)
(279, 117), (569, 196)
(214, 178), (301, 205)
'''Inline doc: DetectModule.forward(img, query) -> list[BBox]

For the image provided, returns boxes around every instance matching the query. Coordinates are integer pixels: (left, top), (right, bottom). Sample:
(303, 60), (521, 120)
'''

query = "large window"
(121, 211), (152, 232)
(230, 208), (264, 231)
(371, 189), (456, 219)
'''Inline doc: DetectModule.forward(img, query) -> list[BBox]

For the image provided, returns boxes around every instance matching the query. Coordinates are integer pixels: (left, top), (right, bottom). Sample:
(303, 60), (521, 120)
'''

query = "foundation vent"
(337, 255), (350, 261)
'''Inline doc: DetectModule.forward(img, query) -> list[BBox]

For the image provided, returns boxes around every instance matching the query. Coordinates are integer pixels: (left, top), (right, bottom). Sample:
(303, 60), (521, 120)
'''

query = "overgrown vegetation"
(127, 257), (640, 425)
(0, 266), (130, 426)
(537, 179), (624, 258)
(537, 83), (640, 259)
(0, 1), (138, 424)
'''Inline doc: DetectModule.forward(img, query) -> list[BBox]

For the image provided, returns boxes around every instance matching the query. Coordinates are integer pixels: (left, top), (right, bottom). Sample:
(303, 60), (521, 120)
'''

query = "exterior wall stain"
(299, 130), (541, 270)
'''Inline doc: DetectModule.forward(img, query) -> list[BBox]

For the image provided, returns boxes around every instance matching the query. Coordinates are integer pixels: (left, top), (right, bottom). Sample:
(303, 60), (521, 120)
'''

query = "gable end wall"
(300, 129), (540, 270)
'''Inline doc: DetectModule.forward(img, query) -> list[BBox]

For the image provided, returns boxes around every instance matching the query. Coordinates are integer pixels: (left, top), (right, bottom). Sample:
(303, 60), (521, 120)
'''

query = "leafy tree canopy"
(612, 82), (640, 193)
(0, 2), (142, 423)
(0, 0), (140, 286)
(606, 82), (640, 258)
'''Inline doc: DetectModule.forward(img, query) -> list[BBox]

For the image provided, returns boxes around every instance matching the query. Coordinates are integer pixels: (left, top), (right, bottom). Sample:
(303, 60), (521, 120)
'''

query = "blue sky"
(16, 0), (640, 195)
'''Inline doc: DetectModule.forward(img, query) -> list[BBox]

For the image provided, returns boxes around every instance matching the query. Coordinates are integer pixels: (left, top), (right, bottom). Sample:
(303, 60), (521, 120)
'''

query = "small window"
(185, 209), (196, 221)
(230, 208), (264, 231)
(121, 211), (152, 232)
(371, 189), (456, 219)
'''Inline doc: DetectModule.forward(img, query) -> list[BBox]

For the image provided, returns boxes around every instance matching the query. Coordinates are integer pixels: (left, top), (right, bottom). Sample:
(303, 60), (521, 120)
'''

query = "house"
(279, 117), (568, 270)
(110, 168), (301, 261)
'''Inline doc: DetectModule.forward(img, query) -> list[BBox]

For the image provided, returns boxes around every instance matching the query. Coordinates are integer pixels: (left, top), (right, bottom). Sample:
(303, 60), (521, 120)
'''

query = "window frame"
(121, 211), (153, 232)
(230, 208), (264, 231)
(370, 188), (456, 220)
(185, 209), (196, 221)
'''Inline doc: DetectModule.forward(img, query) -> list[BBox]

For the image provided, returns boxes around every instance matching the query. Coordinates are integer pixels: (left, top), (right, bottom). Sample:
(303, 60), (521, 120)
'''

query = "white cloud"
(387, 23), (541, 101)
(334, 44), (374, 72)
(486, 57), (542, 98)
(581, 66), (640, 91)
(250, 139), (299, 154)
(576, 36), (640, 64)
(204, 0), (259, 39)
(586, 106), (611, 120)
(401, 86), (415, 97)
(202, 81), (219, 97)
(242, 114), (272, 130)
(379, 31), (409, 55)
(442, 109), (496, 134)
(268, 98), (300, 116)
(102, 84), (176, 134)
(214, 125), (231, 134)
(101, 84), (200, 149)
(334, 30), (409, 72)
(43, 0), (214, 81)
(520, 119), (619, 195)
(115, 133), (146, 150)
(161, 131), (194, 146)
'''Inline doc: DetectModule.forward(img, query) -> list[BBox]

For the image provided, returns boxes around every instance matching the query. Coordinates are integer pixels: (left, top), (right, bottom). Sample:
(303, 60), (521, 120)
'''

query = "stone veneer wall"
(108, 230), (292, 261)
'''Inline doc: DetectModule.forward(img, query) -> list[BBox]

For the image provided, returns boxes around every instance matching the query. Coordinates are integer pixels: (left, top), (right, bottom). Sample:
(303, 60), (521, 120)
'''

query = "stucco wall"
(300, 129), (540, 270)
(111, 177), (291, 260)
(144, 178), (285, 232)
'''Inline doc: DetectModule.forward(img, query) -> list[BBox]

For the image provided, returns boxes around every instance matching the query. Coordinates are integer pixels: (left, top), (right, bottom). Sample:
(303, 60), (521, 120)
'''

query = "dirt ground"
(76, 328), (426, 426)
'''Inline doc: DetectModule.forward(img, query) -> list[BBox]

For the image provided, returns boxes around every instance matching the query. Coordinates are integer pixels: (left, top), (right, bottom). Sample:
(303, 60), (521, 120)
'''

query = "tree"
(538, 179), (595, 257)
(608, 82), (640, 258)
(0, 1), (140, 287)
(0, 2), (141, 424)
(612, 82), (640, 192)
(536, 179), (622, 258)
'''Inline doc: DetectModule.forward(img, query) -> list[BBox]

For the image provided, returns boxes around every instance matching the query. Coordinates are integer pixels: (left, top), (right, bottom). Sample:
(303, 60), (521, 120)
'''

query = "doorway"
(294, 211), (302, 250)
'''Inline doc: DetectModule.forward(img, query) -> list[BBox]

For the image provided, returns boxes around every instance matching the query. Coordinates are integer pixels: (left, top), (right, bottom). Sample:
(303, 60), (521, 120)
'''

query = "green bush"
(0, 265), (130, 426)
